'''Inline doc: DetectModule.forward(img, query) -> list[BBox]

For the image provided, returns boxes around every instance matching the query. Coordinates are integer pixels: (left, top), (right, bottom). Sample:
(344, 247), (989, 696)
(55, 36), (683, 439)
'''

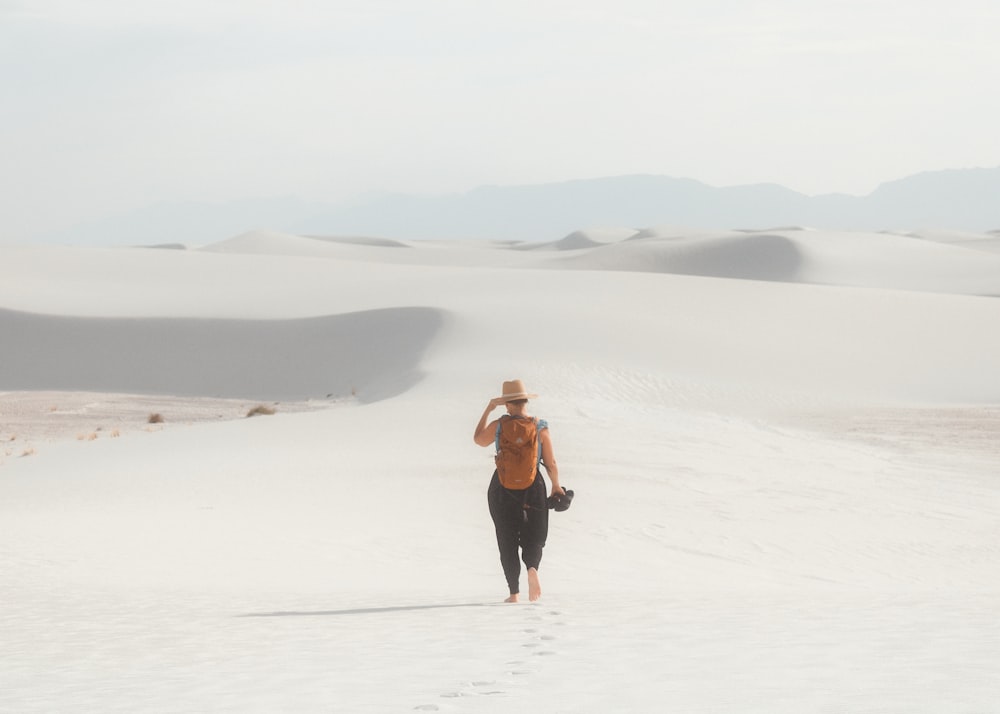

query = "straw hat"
(496, 379), (538, 402)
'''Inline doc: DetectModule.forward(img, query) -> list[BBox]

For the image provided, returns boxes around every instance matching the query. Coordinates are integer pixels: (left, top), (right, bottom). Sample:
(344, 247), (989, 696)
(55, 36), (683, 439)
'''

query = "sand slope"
(0, 307), (443, 401)
(548, 228), (1000, 295)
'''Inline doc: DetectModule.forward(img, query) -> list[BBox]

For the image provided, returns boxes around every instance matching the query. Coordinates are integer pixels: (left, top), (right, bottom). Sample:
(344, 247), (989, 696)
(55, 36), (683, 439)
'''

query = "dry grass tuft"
(21, 448), (36, 457)
(148, 413), (164, 424)
(246, 405), (276, 418)
(110, 429), (121, 438)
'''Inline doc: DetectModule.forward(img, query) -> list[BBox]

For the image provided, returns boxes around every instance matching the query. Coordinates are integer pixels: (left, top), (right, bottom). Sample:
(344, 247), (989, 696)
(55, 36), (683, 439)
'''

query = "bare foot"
(527, 568), (541, 601)
(504, 593), (520, 603)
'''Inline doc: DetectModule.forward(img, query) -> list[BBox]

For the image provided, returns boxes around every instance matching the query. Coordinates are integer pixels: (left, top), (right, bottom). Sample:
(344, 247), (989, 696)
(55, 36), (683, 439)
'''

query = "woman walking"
(474, 380), (565, 602)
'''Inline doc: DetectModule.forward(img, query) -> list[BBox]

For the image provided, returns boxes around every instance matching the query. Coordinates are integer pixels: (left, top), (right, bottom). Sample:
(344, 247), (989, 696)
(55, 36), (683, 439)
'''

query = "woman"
(473, 379), (565, 602)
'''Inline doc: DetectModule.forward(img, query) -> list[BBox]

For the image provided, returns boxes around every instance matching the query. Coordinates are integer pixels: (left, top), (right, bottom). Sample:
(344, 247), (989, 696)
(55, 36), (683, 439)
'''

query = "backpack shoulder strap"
(494, 415), (506, 451)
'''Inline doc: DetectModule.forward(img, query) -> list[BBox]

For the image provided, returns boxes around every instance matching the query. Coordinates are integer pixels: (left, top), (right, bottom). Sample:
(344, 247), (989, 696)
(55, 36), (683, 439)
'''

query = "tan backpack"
(494, 416), (540, 489)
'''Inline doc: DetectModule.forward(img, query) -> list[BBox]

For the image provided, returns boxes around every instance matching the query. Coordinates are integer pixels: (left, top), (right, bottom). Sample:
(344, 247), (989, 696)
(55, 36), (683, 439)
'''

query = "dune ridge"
(551, 232), (805, 281)
(190, 226), (1000, 296)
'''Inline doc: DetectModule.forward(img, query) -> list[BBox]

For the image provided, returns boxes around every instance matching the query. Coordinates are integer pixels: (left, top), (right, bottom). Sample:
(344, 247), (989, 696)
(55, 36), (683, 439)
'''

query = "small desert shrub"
(246, 405), (276, 418)
(21, 448), (36, 457)
(148, 413), (164, 424)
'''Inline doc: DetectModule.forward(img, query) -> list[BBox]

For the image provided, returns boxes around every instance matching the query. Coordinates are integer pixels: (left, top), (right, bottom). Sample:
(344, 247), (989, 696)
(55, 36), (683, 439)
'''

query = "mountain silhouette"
(38, 167), (1000, 246)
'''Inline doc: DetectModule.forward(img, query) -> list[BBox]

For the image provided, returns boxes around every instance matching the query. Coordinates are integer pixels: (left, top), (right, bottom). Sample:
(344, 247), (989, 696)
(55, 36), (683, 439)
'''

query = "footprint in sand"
(436, 682), (508, 702)
(522, 609), (564, 657)
(444, 609), (566, 707)
(506, 660), (531, 676)
(471, 681), (506, 696)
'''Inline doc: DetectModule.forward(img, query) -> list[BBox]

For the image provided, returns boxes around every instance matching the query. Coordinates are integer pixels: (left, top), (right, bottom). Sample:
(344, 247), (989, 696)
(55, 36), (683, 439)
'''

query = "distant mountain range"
(39, 167), (1000, 246)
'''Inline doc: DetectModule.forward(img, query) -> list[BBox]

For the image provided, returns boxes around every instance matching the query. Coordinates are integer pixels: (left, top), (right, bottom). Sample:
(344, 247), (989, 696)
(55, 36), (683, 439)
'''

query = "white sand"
(1, 228), (998, 712)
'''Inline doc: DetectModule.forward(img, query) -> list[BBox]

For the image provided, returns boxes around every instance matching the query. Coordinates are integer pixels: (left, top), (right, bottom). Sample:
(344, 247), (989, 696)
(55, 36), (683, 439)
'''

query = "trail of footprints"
(414, 609), (566, 711)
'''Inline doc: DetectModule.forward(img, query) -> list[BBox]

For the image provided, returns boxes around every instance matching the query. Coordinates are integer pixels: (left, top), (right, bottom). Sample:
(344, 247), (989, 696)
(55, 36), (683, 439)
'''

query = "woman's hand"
(474, 399), (506, 446)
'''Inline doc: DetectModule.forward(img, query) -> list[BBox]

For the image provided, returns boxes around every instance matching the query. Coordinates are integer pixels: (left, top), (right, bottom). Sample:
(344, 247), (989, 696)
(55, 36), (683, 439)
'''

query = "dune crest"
(553, 232), (805, 282)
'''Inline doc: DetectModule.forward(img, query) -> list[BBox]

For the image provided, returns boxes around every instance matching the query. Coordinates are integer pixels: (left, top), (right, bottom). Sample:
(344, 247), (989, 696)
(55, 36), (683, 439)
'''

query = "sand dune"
(902, 228), (1000, 254)
(547, 228), (1000, 295)
(307, 234), (413, 248)
(0, 306), (444, 401)
(224, 230), (417, 251)
(200, 229), (410, 258)
(2, 238), (999, 405)
(1, 231), (999, 713)
(551, 232), (804, 281)
(524, 227), (639, 251)
(190, 226), (1000, 296)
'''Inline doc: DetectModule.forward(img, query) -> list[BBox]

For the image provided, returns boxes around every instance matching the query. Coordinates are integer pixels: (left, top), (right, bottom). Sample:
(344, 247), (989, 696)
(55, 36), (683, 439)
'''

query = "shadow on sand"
(0, 306), (445, 403)
(239, 602), (497, 618)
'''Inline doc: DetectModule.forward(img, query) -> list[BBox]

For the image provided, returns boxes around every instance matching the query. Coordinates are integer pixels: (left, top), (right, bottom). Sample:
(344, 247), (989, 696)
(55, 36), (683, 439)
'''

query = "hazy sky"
(3, 0), (999, 240)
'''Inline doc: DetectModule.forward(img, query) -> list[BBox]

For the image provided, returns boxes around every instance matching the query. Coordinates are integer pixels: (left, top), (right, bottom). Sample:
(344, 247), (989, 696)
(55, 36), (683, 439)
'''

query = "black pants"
(487, 470), (549, 595)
